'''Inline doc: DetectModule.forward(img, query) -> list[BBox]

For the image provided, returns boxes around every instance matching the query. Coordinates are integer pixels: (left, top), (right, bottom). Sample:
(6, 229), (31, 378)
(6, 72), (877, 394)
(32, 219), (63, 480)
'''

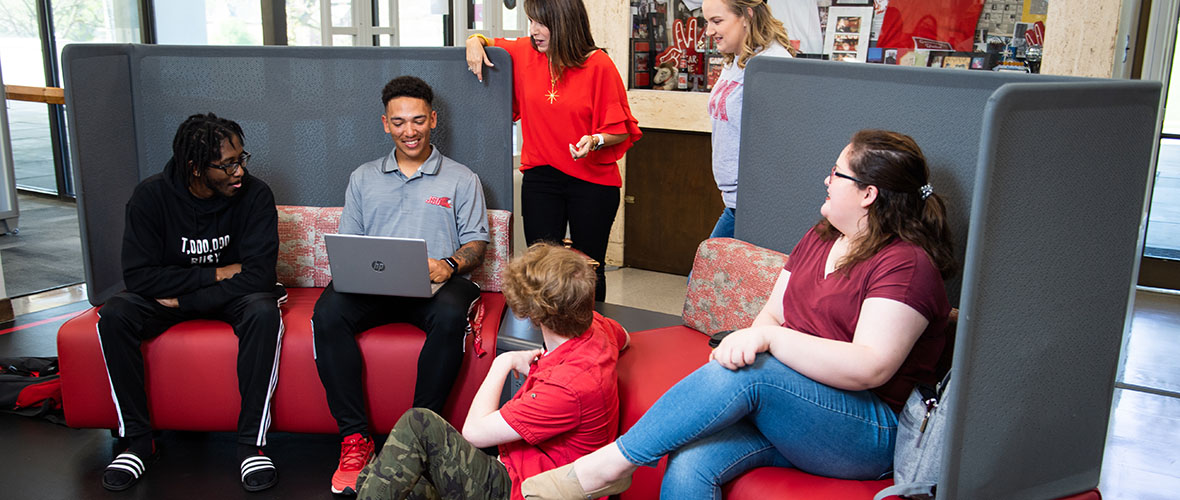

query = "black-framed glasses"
(830, 165), (867, 184)
(211, 151), (250, 176)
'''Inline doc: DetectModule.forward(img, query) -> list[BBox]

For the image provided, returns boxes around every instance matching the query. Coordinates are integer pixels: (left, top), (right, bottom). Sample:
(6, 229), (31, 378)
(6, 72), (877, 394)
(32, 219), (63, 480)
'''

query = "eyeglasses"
(830, 165), (867, 184)
(211, 151), (250, 176)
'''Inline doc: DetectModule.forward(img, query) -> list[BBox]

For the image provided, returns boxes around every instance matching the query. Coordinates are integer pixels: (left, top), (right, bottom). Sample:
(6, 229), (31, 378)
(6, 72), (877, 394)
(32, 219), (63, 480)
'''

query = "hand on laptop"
(426, 258), (454, 283)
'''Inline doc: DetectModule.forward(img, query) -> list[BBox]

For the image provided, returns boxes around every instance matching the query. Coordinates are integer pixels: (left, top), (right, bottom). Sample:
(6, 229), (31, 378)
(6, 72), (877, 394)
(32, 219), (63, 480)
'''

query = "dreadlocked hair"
(170, 112), (245, 185)
(815, 129), (958, 280)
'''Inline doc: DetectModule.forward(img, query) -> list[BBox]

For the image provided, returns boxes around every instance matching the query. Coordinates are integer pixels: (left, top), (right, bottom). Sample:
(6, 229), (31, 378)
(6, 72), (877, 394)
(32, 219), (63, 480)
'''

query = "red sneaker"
(330, 433), (374, 495)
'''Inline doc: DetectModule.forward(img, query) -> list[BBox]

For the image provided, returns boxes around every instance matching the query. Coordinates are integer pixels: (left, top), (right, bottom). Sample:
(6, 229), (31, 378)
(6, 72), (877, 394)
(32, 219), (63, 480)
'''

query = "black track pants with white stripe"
(97, 290), (284, 446)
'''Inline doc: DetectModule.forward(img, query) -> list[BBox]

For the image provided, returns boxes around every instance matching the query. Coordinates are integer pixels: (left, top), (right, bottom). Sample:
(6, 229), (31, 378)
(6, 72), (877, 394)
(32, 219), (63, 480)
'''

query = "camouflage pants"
(357, 408), (512, 500)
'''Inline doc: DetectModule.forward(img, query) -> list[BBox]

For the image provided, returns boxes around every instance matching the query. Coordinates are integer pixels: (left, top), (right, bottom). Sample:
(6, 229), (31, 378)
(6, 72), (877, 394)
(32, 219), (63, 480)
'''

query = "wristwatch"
(591, 133), (605, 151)
(443, 257), (459, 271)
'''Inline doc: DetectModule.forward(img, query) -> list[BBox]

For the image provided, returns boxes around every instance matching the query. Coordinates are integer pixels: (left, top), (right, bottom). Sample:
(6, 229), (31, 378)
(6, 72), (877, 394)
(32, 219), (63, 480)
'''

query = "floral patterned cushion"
(470, 210), (512, 292)
(682, 238), (789, 334)
(275, 206), (321, 287)
(275, 205), (511, 290)
(311, 208), (343, 287)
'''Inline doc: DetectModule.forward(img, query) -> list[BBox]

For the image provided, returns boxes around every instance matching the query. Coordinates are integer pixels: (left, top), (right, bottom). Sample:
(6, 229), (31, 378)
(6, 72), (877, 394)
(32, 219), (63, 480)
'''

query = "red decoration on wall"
(874, 0), (985, 52)
(657, 17), (706, 76)
(1025, 21), (1045, 46)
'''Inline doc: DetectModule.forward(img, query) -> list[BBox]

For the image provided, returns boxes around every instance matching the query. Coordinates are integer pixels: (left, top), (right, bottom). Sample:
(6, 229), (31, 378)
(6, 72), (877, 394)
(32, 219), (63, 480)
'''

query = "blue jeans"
(615, 354), (897, 499)
(709, 207), (736, 239)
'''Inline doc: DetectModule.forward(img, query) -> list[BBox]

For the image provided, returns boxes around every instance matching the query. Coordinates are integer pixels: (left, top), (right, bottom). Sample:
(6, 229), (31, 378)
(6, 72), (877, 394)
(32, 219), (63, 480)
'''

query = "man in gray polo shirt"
(311, 75), (490, 495)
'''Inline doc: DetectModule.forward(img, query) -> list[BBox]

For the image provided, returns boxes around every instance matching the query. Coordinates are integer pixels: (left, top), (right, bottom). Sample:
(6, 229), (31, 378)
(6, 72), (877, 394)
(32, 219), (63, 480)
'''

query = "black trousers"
(97, 290), (284, 446)
(521, 165), (620, 302)
(311, 278), (480, 437)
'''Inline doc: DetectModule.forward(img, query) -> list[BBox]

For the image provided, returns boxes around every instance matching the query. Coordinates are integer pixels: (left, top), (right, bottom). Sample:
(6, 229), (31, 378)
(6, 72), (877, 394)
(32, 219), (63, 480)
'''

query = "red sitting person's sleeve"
(499, 381), (581, 445)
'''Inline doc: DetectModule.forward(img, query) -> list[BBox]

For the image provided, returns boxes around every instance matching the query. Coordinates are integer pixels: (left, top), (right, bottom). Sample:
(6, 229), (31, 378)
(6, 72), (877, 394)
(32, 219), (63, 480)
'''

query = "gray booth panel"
(738, 58), (1076, 305)
(62, 44), (514, 306)
(944, 82), (1159, 499)
(739, 58), (1160, 498)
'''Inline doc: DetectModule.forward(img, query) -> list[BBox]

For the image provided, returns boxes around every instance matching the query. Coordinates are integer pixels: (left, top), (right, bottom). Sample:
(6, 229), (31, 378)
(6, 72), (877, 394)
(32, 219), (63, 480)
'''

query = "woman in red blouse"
(522, 130), (957, 499)
(466, 0), (641, 302)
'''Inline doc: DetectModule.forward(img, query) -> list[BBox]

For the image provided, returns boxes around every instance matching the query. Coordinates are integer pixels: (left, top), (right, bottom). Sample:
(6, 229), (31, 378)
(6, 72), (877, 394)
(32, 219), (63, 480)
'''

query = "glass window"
(331, 0), (353, 27)
(154, 0), (262, 45)
(1144, 21), (1180, 261)
(399, 0), (445, 46)
(502, 0), (518, 31)
(0, 0), (48, 87)
(286, 0), (322, 45)
(467, 0), (485, 30)
(373, 0), (391, 28)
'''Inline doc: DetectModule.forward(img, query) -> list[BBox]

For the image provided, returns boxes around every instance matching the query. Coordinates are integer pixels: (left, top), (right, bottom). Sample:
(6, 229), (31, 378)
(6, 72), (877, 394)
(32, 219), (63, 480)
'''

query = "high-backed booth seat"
(55, 44), (516, 434)
(57, 207), (511, 433)
(599, 57), (1160, 499)
(726, 57), (1162, 499)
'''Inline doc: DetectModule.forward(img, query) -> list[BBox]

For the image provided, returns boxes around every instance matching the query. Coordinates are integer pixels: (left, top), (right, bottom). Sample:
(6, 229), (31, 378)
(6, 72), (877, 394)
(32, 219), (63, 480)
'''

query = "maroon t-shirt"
(782, 228), (950, 412)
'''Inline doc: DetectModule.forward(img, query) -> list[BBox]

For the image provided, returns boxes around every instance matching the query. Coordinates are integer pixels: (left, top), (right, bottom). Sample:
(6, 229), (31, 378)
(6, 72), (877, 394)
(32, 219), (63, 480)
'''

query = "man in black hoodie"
(96, 113), (283, 493)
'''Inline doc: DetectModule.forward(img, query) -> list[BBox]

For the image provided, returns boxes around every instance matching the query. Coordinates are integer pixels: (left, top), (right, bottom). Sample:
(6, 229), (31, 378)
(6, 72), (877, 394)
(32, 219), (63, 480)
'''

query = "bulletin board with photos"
(628, 0), (1051, 93)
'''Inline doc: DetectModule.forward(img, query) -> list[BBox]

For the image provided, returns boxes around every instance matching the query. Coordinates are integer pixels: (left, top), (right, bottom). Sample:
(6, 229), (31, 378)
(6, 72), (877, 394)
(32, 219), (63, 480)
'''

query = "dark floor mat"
(0, 193), (84, 297)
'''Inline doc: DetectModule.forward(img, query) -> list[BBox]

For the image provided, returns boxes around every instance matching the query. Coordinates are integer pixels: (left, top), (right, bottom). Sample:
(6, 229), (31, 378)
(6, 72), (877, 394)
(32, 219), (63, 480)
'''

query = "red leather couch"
(613, 238), (1101, 500)
(56, 206), (513, 434)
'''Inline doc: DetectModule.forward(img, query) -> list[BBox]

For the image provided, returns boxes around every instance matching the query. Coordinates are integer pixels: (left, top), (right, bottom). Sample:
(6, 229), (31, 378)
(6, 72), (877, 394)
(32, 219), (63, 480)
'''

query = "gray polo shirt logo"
(426, 196), (453, 208)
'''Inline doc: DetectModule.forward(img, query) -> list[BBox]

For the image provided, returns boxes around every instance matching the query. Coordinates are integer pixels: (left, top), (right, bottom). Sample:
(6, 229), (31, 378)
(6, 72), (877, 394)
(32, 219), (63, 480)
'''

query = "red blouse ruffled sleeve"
(587, 52), (642, 164)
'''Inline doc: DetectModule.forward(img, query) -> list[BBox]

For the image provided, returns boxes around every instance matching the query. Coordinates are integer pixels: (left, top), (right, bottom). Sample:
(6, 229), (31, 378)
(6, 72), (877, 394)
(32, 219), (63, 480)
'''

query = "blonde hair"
(501, 243), (596, 337)
(723, 0), (797, 68)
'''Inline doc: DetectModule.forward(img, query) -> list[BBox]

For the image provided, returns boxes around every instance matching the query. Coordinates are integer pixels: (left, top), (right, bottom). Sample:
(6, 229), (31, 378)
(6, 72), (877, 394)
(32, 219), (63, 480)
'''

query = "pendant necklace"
(545, 64), (560, 104)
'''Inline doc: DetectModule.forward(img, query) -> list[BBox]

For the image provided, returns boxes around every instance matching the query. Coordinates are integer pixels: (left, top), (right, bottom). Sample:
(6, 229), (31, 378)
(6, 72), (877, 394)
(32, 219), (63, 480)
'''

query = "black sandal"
(102, 451), (147, 491)
(240, 454), (278, 492)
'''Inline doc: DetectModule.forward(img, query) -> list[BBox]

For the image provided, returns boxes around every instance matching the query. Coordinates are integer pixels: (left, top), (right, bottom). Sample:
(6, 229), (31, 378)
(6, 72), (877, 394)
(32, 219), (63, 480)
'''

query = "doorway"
(1140, 1), (1180, 290)
(623, 129), (721, 275)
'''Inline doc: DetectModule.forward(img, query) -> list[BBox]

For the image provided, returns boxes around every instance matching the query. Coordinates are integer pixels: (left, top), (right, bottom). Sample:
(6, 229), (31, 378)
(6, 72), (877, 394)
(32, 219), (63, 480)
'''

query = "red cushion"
(57, 288), (504, 434)
(616, 326), (713, 500)
(611, 326), (1102, 500)
(723, 467), (890, 499)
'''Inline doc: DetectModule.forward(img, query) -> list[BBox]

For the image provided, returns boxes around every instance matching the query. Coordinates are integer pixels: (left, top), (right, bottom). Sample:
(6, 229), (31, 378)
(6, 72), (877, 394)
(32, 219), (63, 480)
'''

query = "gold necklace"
(545, 65), (559, 104)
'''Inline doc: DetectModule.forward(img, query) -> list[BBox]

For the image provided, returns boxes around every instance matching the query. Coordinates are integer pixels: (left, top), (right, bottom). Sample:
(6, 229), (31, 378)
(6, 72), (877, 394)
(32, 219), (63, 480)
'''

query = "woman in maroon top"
(465, 0), (641, 302)
(522, 130), (957, 499)
(354, 243), (629, 500)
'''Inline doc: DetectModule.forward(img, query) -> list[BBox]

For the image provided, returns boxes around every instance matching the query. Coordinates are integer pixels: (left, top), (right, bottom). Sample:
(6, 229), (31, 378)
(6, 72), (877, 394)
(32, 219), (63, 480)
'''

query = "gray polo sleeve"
(338, 169), (364, 235)
(454, 171), (490, 245)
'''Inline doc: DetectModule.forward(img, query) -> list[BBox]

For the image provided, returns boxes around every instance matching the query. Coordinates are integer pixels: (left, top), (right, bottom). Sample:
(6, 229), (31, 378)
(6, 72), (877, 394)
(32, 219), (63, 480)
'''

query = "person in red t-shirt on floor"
(522, 130), (958, 500)
(465, 0), (642, 302)
(354, 242), (629, 500)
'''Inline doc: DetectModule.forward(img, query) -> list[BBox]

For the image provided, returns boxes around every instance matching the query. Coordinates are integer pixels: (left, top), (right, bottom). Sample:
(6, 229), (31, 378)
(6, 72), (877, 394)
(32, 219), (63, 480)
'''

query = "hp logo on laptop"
(371, 261), (385, 272)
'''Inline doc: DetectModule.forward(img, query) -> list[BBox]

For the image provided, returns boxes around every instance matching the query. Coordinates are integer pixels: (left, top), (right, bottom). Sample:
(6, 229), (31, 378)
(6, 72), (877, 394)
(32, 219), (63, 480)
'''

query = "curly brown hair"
(502, 243), (596, 337)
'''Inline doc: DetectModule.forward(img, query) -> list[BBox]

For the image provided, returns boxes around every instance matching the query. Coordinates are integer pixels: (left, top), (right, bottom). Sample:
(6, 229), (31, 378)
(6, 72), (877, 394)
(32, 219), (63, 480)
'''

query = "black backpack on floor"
(0, 356), (65, 424)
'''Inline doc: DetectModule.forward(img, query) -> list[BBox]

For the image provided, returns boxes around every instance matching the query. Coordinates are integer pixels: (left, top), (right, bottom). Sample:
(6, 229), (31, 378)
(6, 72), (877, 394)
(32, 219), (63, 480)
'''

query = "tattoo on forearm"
(453, 241), (487, 274)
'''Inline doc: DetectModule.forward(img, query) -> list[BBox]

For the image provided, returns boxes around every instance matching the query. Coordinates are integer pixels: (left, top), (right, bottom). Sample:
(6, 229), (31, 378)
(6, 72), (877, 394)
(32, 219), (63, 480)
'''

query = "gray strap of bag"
(872, 482), (936, 500)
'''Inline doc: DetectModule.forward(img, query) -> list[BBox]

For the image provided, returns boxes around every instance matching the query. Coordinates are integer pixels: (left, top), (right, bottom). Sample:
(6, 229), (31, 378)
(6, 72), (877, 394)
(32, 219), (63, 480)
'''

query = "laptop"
(324, 234), (445, 297)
